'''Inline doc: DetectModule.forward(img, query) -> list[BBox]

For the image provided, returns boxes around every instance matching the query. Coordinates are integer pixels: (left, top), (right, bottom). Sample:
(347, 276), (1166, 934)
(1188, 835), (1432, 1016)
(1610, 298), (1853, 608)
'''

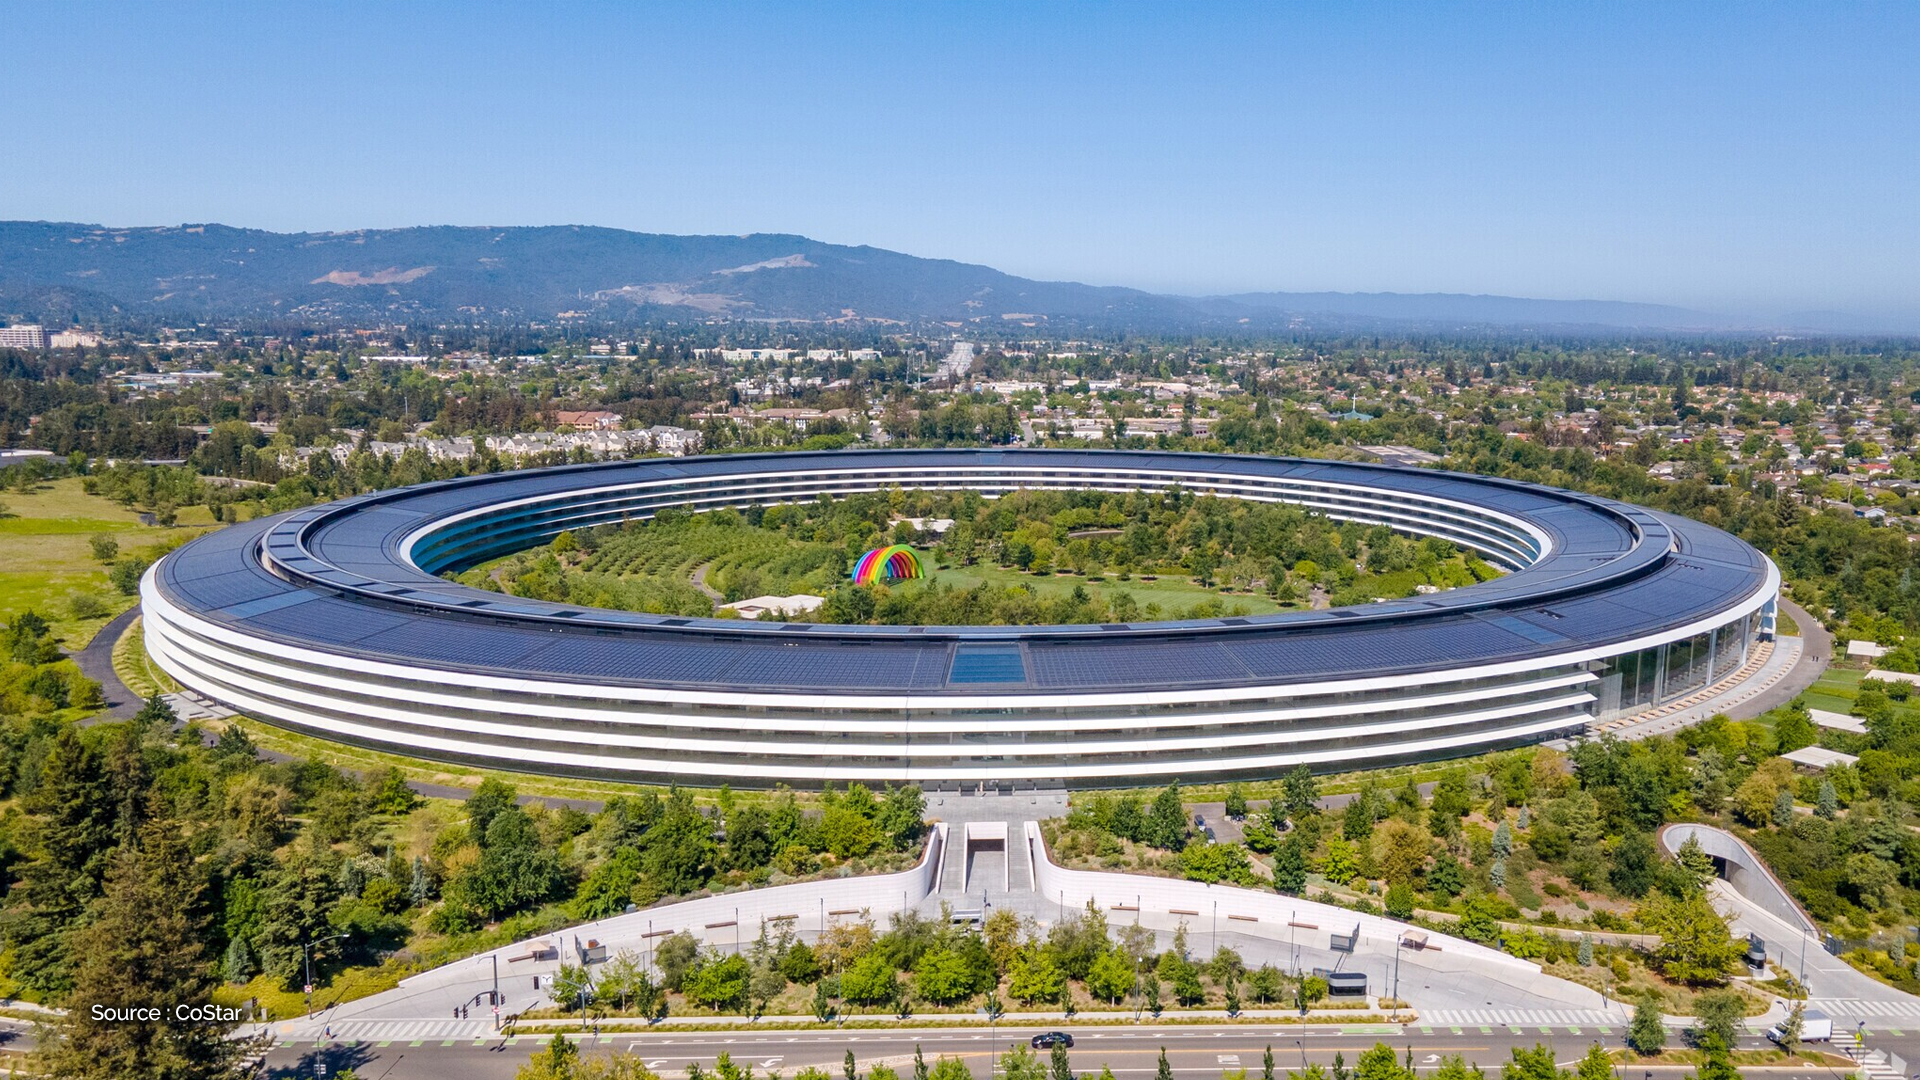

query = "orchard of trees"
(467, 488), (1496, 627)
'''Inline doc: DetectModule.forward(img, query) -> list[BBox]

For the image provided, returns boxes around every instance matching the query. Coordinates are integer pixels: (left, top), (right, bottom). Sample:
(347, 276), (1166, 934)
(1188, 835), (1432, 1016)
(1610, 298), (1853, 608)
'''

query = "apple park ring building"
(142, 449), (1779, 786)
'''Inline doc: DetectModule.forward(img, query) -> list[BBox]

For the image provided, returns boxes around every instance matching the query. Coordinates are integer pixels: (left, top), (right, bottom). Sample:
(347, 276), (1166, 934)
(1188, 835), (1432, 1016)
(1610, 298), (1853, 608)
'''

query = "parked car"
(1031, 1031), (1075, 1048)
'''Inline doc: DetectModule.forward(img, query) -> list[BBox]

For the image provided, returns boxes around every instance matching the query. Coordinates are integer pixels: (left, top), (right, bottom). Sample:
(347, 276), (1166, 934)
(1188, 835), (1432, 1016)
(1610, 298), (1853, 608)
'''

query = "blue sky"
(4, 2), (1916, 318)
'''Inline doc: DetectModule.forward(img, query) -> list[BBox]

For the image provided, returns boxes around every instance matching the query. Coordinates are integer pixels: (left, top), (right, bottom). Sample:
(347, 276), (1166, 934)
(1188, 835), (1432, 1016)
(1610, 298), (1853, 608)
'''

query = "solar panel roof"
(156, 450), (1774, 695)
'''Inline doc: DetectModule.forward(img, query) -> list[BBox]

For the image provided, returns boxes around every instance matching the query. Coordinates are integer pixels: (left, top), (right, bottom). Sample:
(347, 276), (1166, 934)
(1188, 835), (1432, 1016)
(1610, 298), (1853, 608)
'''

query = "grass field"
(1801, 667), (1867, 716)
(925, 561), (1295, 617)
(0, 477), (209, 649)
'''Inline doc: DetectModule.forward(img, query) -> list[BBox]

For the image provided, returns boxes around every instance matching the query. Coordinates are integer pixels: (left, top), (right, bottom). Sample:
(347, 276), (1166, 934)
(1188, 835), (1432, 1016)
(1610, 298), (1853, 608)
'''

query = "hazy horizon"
(4, 3), (1917, 321)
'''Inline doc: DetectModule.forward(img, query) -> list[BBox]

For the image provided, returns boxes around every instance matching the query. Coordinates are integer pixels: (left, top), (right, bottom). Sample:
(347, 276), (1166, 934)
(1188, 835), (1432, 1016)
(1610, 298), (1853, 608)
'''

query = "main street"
(259, 1020), (1905, 1080)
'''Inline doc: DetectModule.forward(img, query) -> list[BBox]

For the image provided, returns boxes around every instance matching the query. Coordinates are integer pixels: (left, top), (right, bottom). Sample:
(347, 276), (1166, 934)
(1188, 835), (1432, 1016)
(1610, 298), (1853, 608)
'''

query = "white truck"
(1768, 1008), (1833, 1044)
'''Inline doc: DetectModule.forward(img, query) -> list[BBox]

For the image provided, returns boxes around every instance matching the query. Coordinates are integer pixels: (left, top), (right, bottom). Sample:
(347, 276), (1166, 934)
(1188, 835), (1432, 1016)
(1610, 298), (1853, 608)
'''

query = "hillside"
(0, 221), (1187, 327)
(0, 220), (1819, 332)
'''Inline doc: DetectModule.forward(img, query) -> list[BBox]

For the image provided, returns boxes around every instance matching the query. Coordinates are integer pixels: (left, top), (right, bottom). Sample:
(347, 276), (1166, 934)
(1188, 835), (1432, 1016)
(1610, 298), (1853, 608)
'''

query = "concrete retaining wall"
(1023, 821), (1537, 980)
(1660, 822), (1815, 934)
(400, 823), (947, 991)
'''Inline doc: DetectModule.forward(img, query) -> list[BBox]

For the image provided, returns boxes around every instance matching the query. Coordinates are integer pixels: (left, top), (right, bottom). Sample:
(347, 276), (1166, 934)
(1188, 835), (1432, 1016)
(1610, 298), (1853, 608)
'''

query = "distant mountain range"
(0, 220), (1906, 334)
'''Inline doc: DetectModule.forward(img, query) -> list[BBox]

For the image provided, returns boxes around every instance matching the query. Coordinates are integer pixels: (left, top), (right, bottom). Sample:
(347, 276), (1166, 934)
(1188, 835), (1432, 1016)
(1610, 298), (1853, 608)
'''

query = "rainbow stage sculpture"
(851, 544), (923, 584)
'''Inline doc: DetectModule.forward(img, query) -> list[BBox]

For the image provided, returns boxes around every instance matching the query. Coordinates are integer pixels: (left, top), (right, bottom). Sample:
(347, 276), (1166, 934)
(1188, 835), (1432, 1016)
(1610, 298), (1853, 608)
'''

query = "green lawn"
(925, 561), (1296, 618)
(0, 477), (209, 649)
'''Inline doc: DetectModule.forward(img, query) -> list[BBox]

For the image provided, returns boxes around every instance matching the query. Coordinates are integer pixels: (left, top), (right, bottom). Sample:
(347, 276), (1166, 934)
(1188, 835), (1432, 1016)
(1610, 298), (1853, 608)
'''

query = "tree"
(1457, 893), (1501, 943)
(1434, 1057), (1483, 1080)
(928, 1060), (972, 1080)
(1247, 965), (1284, 1004)
(11, 727), (116, 995)
(1844, 852), (1898, 911)
(1272, 837), (1308, 894)
(457, 805), (562, 918)
(1640, 891), (1741, 985)
(1675, 835), (1717, 890)
(88, 533), (119, 563)
(1356, 1042), (1415, 1080)
(1777, 1002), (1805, 1051)
(552, 963), (597, 1012)
(839, 951), (900, 1006)
(1319, 838), (1360, 886)
(1050, 1039), (1075, 1080)
(1427, 852), (1466, 898)
(1609, 831), (1658, 898)
(912, 947), (975, 1005)
(1385, 882), (1415, 920)
(1156, 1048), (1173, 1080)
(1816, 780), (1839, 819)
(1499, 1044), (1567, 1080)
(1375, 820), (1429, 885)
(369, 767), (421, 815)
(1574, 1045), (1612, 1080)
(655, 932), (700, 992)
(1086, 948), (1135, 1004)
(466, 778), (517, 839)
(683, 953), (750, 1012)
(1008, 948), (1065, 1005)
(516, 1034), (580, 1080)
(1627, 998), (1666, 1055)
(1691, 989), (1746, 1049)
(1225, 783), (1250, 820)
(1002, 1045), (1046, 1080)
(37, 821), (253, 1080)
(1281, 765), (1319, 823)
(1146, 782), (1188, 851)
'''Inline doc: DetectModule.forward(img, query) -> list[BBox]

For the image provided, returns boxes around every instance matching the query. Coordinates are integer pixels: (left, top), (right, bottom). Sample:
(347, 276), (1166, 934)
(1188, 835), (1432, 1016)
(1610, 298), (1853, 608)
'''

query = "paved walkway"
(72, 603), (144, 720)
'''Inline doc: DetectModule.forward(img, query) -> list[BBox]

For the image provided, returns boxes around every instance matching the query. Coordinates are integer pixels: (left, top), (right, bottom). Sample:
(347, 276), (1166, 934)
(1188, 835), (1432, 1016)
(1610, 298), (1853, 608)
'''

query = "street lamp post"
(301, 933), (349, 1017)
(1391, 938), (1402, 1021)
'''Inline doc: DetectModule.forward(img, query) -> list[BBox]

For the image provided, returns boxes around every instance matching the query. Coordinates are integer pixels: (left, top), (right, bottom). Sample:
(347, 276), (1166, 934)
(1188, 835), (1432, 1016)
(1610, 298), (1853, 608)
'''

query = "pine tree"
(1156, 1048), (1173, 1080)
(914, 1045), (929, 1080)
(8, 728), (114, 996)
(1051, 1040), (1075, 1080)
(1272, 838), (1308, 894)
(409, 855), (433, 904)
(1264, 1045), (1276, 1080)
(1817, 781), (1839, 819)
(222, 936), (256, 984)
(37, 821), (254, 1079)
(1627, 998), (1666, 1055)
